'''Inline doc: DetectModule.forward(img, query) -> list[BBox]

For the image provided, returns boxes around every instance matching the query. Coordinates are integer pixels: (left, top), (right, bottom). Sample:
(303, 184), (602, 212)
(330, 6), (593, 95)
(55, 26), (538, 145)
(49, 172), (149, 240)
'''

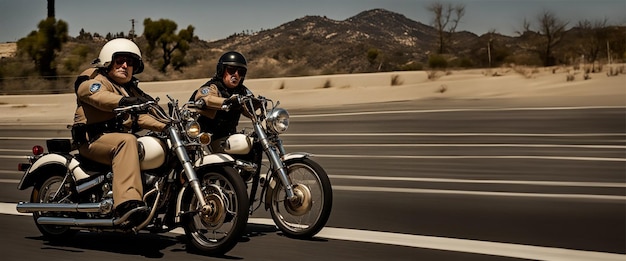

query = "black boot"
(115, 200), (149, 227)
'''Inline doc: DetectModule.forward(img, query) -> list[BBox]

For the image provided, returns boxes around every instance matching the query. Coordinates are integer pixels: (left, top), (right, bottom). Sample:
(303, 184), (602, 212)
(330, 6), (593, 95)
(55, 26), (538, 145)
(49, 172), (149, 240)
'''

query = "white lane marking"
(0, 202), (29, 216)
(0, 137), (68, 140)
(311, 225), (625, 261)
(330, 175), (626, 188)
(283, 133), (626, 137)
(291, 105), (626, 118)
(333, 185), (626, 202)
(0, 133), (624, 141)
(4, 174), (624, 201)
(0, 149), (31, 152)
(0, 170), (21, 174)
(0, 155), (28, 159)
(313, 154), (626, 162)
(3, 172), (622, 189)
(286, 143), (626, 149)
(0, 203), (621, 261)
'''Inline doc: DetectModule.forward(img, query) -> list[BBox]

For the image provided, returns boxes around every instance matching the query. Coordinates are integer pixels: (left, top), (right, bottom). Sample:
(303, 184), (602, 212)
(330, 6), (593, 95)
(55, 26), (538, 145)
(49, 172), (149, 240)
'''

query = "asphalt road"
(0, 98), (624, 261)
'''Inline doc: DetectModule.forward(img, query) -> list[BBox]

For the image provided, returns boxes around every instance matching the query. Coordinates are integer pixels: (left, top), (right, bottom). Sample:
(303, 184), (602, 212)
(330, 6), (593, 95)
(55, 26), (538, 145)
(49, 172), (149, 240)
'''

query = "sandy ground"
(0, 65), (624, 125)
(0, 43), (16, 59)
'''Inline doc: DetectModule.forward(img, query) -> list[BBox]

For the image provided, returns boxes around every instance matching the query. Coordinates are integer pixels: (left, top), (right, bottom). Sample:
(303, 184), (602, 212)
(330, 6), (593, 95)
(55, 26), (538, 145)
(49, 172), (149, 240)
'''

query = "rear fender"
(17, 154), (89, 190)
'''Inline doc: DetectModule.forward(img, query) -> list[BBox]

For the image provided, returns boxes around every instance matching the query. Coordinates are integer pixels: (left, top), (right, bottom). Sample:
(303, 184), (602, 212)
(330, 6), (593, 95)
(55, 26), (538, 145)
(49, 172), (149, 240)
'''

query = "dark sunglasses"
(113, 56), (136, 67)
(225, 66), (247, 76)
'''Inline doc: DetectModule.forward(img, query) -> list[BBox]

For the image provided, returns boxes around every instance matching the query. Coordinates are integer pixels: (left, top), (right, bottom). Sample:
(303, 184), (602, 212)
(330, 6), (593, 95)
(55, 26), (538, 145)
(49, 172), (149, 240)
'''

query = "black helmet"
(216, 51), (247, 78)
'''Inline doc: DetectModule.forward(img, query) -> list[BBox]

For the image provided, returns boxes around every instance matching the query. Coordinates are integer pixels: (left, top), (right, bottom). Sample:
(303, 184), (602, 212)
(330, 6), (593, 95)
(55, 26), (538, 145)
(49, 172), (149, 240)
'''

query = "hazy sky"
(1, 0), (624, 43)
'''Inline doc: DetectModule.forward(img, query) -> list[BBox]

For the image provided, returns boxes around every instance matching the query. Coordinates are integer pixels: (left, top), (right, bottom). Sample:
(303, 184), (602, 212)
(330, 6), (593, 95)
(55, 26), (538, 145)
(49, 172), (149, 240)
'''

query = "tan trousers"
(79, 133), (142, 209)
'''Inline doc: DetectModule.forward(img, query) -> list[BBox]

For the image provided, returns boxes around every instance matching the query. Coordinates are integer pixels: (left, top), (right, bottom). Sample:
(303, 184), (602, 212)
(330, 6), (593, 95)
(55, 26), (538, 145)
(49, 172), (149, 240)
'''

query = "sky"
(1, 0), (624, 43)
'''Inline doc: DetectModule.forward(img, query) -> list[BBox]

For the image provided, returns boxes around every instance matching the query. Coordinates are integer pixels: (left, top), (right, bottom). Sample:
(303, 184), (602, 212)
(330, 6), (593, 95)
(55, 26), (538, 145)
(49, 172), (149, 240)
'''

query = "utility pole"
(487, 38), (493, 68)
(129, 19), (136, 39)
(47, 0), (55, 18)
(607, 40), (611, 64)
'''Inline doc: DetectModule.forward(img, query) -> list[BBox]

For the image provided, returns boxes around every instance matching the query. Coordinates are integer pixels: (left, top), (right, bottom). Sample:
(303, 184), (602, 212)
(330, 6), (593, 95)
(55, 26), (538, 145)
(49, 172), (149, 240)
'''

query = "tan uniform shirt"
(73, 68), (167, 132)
(193, 83), (228, 119)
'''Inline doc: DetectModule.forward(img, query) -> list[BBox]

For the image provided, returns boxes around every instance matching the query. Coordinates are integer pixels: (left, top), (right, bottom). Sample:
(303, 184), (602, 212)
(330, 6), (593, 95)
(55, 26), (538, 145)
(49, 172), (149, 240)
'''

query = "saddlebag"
(46, 139), (72, 154)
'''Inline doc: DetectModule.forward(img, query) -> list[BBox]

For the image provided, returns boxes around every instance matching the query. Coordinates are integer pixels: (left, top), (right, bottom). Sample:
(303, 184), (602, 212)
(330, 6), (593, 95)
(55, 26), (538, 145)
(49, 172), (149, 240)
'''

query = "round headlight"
(186, 121), (201, 138)
(267, 108), (289, 134)
(198, 132), (212, 145)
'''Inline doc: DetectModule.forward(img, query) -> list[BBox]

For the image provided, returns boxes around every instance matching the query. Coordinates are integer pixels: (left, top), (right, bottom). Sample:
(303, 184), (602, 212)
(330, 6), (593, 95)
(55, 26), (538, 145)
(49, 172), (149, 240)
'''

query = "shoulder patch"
(200, 87), (210, 95)
(89, 83), (102, 93)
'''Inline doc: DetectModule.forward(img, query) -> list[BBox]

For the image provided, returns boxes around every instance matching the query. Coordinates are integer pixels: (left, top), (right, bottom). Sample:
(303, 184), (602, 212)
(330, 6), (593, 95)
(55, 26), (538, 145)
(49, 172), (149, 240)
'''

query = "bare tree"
(518, 10), (568, 66)
(426, 1), (465, 54)
(576, 18), (609, 65)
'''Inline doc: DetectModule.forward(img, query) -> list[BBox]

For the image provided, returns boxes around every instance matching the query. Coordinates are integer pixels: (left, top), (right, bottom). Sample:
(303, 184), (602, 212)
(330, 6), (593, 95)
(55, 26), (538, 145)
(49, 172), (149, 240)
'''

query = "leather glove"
(223, 94), (240, 106)
(119, 96), (150, 106)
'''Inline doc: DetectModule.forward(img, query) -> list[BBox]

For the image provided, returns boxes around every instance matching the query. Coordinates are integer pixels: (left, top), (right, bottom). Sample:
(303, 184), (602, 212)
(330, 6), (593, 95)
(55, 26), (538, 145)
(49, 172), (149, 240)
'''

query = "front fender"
(193, 153), (235, 167)
(175, 154), (235, 222)
(17, 154), (89, 190)
(282, 152), (311, 161)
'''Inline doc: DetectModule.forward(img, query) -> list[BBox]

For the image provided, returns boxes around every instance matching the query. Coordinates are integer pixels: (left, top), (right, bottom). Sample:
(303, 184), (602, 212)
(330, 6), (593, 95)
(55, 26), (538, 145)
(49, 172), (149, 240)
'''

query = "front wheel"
(269, 158), (333, 239)
(181, 166), (249, 256)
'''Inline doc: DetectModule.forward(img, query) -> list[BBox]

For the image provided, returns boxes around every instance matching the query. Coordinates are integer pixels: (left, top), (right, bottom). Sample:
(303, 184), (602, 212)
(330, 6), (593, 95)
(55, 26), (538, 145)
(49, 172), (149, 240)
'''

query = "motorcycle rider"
(72, 38), (168, 226)
(189, 51), (254, 152)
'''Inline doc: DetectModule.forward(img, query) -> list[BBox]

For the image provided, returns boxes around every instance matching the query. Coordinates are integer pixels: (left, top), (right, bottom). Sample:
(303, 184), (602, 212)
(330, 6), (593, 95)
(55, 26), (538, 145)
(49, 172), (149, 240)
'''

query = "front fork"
(253, 124), (297, 200)
(168, 128), (211, 212)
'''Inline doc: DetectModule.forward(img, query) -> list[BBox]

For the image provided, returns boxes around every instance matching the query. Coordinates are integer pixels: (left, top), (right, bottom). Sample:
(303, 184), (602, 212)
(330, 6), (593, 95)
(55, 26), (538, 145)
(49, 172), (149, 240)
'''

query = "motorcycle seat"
(75, 154), (112, 175)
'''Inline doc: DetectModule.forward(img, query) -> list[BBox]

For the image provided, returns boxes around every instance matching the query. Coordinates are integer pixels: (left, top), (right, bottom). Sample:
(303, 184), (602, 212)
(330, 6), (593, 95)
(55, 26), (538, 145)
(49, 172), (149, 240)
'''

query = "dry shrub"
(391, 74), (403, 86)
(436, 84), (448, 93)
(322, 79), (332, 89)
(427, 70), (441, 80)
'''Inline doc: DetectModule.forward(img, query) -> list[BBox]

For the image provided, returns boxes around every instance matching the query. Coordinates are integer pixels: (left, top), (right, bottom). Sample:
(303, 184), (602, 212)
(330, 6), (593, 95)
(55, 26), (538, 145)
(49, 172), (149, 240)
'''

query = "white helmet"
(94, 38), (144, 74)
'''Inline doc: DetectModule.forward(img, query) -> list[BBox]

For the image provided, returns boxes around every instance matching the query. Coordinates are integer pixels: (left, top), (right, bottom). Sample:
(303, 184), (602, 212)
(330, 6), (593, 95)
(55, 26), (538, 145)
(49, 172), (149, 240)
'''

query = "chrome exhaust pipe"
(36, 206), (149, 227)
(16, 201), (111, 214)
(37, 217), (114, 227)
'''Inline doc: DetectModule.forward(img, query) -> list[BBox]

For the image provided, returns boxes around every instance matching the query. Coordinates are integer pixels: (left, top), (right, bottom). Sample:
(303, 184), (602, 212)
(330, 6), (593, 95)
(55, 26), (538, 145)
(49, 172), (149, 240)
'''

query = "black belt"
(85, 118), (122, 140)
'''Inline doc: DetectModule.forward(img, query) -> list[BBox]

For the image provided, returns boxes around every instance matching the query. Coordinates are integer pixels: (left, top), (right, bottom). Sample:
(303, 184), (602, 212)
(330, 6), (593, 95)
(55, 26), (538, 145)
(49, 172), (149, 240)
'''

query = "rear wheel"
(31, 175), (78, 241)
(181, 166), (249, 256)
(269, 158), (333, 239)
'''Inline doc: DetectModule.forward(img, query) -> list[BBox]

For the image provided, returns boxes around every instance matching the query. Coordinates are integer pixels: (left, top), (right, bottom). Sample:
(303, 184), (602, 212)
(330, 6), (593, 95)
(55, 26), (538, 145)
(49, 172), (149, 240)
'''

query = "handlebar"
(113, 100), (157, 114)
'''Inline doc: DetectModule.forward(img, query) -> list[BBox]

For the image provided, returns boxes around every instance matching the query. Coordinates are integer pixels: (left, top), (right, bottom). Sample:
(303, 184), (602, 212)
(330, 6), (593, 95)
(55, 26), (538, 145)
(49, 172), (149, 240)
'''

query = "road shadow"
(29, 231), (180, 258)
(26, 223), (327, 259)
(240, 223), (328, 242)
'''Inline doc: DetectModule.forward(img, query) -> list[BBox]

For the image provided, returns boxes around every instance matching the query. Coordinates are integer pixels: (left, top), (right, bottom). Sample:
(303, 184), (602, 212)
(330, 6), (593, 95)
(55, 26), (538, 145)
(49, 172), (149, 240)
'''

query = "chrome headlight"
(267, 108), (289, 134)
(186, 120), (201, 138)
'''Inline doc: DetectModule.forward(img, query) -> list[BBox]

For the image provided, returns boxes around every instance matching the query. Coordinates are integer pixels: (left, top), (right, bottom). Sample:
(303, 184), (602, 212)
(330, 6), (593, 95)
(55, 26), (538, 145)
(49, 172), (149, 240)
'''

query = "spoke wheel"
(182, 166), (248, 256)
(31, 175), (77, 241)
(270, 158), (333, 239)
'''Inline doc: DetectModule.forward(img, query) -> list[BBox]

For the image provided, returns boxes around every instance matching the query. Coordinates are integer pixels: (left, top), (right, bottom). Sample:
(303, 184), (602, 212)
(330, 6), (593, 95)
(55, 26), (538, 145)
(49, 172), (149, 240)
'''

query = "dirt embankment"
(0, 65), (623, 125)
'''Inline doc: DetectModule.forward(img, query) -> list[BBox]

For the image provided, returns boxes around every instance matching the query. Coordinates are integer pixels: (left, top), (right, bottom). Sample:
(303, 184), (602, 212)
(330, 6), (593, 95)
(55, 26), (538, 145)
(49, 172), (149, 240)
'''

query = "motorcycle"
(209, 94), (333, 238)
(15, 95), (249, 255)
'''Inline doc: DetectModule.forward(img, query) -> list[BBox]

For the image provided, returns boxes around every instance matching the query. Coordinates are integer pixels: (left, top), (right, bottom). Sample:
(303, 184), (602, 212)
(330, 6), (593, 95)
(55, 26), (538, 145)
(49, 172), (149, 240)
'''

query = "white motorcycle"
(210, 94), (333, 238)
(15, 95), (248, 256)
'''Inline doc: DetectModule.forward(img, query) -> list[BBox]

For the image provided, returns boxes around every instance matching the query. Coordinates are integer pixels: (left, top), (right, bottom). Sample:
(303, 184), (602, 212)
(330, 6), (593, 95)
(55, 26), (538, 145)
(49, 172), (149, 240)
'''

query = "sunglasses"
(225, 66), (247, 77)
(113, 56), (136, 67)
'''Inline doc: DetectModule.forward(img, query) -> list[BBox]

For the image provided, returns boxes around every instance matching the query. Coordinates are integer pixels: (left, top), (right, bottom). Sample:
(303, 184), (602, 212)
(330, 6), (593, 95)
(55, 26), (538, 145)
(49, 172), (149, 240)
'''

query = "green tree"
(143, 18), (195, 73)
(16, 17), (68, 79)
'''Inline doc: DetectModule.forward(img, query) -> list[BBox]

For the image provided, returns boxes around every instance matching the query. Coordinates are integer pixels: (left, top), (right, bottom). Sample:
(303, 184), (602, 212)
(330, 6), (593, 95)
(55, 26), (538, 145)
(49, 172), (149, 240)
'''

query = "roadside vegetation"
(0, 1), (624, 95)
